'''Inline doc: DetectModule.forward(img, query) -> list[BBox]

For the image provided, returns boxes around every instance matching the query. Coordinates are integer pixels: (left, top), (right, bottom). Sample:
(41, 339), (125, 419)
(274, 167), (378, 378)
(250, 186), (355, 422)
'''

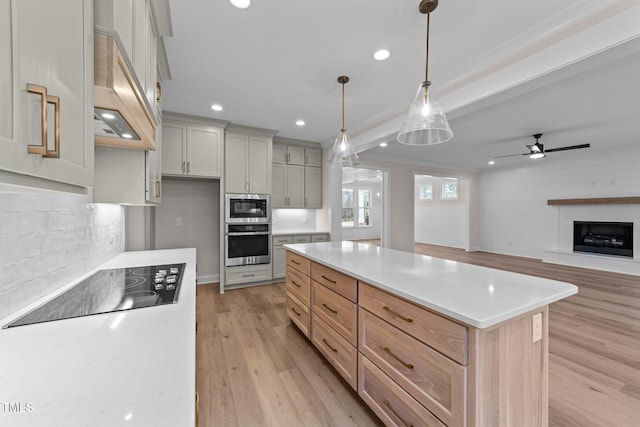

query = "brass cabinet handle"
(27, 84), (60, 158)
(182, 161), (186, 173)
(291, 280), (301, 288)
(290, 260), (300, 265)
(156, 81), (162, 102)
(195, 391), (200, 427)
(242, 273), (256, 278)
(322, 338), (338, 353)
(383, 400), (413, 427)
(321, 275), (337, 284)
(291, 307), (301, 316)
(187, 162), (191, 173)
(382, 306), (413, 323)
(156, 180), (161, 198)
(322, 303), (338, 314)
(383, 347), (414, 369)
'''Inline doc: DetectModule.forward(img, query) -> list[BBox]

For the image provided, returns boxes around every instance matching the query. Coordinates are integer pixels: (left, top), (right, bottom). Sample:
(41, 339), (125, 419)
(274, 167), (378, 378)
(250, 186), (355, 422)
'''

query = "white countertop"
(285, 242), (577, 328)
(272, 230), (330, 236)
(0, 248), (196, 427)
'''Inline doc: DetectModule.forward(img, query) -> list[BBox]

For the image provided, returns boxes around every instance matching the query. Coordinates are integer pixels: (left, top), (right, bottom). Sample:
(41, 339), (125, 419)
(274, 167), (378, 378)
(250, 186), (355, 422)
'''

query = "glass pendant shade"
(328, 129), (359, 166)
(397, 81), (453, 145)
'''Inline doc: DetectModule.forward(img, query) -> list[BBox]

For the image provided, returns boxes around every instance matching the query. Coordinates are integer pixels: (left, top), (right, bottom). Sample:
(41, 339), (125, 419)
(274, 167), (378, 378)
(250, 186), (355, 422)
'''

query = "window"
(342, 187), (371, 227)
(441, 180), (458, 200)
(420, 184), (433, 200)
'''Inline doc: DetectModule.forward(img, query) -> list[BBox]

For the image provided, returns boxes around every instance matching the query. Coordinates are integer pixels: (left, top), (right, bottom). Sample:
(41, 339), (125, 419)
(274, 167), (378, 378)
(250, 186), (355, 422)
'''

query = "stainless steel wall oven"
(225, 223), (271, 267)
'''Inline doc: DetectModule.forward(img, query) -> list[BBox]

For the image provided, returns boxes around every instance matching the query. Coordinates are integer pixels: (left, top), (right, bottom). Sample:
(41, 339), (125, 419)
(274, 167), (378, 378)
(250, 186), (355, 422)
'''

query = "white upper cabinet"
(225, 131), (273, 194)
(271, 140), (322, 208)
(305, 147), (322, 167)
(0, 0), (94, 190)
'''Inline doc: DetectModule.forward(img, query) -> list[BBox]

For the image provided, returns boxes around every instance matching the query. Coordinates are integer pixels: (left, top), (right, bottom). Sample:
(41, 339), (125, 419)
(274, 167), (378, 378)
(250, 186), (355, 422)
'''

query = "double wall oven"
(225, 194), (271, 267)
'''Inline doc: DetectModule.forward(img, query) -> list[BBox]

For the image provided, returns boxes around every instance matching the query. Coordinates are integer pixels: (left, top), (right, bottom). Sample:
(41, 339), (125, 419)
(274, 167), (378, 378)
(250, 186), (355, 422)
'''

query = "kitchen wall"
(0, 189), (124, 320)
(477, 145), (640, 260)
(154, 178), (220, 283)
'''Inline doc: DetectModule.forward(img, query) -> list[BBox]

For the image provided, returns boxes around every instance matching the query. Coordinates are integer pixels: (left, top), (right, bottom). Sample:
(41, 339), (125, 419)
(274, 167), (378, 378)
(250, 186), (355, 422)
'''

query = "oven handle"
(227, 231), (270, 236)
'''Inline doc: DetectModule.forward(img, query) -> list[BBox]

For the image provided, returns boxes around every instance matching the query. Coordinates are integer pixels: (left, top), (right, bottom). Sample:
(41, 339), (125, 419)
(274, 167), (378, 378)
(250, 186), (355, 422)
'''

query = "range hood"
(94, 30), (156, 150)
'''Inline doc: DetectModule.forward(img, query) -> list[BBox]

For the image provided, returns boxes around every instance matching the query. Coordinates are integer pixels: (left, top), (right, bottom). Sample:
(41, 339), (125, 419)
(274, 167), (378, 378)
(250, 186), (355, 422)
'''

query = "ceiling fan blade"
(494, 152), (528, 159)
(545, 143), (590, 153)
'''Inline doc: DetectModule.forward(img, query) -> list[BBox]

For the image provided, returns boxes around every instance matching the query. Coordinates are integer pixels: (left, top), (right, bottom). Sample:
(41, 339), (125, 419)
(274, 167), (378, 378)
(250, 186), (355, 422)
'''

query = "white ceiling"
(161, 0), (640, 172)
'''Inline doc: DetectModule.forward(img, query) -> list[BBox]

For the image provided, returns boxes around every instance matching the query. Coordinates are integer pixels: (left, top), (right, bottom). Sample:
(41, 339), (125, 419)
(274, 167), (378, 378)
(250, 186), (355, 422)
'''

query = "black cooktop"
(3, 263), (185, 328)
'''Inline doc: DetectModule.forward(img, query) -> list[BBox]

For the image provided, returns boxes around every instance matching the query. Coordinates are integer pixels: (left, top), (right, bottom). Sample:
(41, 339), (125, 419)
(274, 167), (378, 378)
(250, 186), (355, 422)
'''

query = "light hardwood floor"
(196, 243), (640, 427)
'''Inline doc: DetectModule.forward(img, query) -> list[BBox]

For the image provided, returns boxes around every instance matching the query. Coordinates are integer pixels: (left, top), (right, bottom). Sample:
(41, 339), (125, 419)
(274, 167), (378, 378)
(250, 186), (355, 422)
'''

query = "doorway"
(342, 167), (389, 247)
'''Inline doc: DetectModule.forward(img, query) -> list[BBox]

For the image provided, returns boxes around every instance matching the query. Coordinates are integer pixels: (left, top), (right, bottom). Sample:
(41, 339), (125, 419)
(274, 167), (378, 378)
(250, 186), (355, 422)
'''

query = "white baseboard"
(197, 274), (220, 285)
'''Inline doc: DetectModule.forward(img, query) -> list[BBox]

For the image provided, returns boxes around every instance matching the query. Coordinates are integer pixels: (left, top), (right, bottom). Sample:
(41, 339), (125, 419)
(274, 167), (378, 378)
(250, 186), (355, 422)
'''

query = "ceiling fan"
(496, 133), (590, 160)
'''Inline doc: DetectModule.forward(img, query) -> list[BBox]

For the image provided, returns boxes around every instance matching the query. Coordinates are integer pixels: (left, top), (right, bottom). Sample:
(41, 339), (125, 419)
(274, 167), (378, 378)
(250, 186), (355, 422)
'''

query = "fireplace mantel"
(548, 197), (640, 206)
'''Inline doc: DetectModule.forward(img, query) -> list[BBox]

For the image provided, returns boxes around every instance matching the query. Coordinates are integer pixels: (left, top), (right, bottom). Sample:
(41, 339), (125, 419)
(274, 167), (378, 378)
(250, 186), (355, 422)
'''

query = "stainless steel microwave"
(225, 193), (271, 224)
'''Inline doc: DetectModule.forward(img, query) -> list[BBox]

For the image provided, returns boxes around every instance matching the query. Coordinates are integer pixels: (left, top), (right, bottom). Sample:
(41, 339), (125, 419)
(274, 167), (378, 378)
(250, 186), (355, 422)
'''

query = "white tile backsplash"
(0, 192), (124, 320)
(272, 208), (317, 232)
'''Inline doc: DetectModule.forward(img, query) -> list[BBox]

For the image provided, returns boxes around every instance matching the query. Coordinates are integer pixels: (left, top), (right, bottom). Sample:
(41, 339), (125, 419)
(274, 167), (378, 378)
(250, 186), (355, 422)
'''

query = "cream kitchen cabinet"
(304, 166), (322, 208)
(0, 0), (93, 190)
(272, 142), (322, 208)
(272, 233), (329, 279)
(225, 131), (272, 194)
(162, 121), (223, 179)
(272, 163), (304, 207)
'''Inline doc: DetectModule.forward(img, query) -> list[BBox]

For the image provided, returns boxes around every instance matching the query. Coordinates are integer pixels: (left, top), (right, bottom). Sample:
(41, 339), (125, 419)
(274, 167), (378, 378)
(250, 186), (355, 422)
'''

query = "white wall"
(341, 181), (382, 241)
(155, 178), (220, 283)
(414, 176), (468, 249)
(478, 146), (640, 259)
(0, 190), (124, 320)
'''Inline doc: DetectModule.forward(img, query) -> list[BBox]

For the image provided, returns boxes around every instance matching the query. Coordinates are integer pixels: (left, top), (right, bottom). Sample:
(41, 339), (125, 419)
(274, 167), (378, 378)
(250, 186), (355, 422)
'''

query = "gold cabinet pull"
(383, 400), (413, 427)
(291, 307), (301, 316)
(156, 180), (161, 198)
(195, 391), (200, 427)
(290, 259), (300, 265)
(322, 303), (338, 314)
(182, 161), (186, 173)
(383, 347), (414, 369)
(322, 338), (338, 353)
(291, 280), (301, 288)
(27, 84), (60, 158)
(156, 81), (162, 102)
(321, 275), (336, 284)
(382, 306), (413, 323)
(187, 162), (191, 173)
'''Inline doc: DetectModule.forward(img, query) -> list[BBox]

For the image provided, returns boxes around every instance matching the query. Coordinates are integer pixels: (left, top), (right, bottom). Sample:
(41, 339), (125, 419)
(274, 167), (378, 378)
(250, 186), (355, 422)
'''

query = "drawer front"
(312, 281), (357, 346)
(359, 309), (466, 427)
(311, 234), (329, 243)
(273, 235), (293, 245)
(225, 264), (272, 285)
(286, 251), (311, 275)
(359, 282), (468, 365)
(311, 315), (357, 391)
(359, 354), (446, 427)
(292, 235), (311, 243)
(286, 291), (310, 338)
(311, 262), (357, 302)
(286, 266), (311, 307)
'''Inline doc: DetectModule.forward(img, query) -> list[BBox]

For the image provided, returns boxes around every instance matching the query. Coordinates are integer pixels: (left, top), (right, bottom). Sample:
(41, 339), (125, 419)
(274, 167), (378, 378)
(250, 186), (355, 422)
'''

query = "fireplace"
(573, 221), (634, 258)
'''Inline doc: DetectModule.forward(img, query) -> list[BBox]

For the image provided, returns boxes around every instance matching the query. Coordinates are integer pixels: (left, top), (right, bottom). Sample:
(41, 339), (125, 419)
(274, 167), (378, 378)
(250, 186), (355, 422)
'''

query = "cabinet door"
(305, 147), (322, 167)
(273, 142), (287, 164)
(187, 125), (222, 178)
(272, 163), (287, 207)
(273, 245), (287, 279)
(248, 136), (271, 194)
(162, 122), (186, 175)
(305, 166), (322, 208)
(287, 165), (305, 207)
(0, 1), (12, 145)
(225, 133), (249, 193)
(287, 145), (305, 165)
(144, 2), (158, 110)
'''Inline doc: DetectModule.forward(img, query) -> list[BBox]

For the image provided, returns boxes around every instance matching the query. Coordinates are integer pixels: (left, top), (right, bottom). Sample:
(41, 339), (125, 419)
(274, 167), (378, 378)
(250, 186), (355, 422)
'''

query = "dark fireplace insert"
(573, 221), (633, 258)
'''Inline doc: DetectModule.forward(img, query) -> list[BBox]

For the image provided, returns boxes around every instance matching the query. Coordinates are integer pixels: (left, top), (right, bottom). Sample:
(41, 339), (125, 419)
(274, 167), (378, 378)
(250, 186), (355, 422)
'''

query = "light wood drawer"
(359, 354), (446, 427)
(286, 266), (311, 307)
(273, 235), (293, 245)
(286, 291), (310, 338)
(359, 308), (466, 427)
(292, 235), (311, 243)
(312, 281), (357, 346)
(286, 250), (311, 275)
(311, 315), (357, 391)
(311, 262), (357, 302)
(359, 282), (468, 365)
(311, 234), (329, 243)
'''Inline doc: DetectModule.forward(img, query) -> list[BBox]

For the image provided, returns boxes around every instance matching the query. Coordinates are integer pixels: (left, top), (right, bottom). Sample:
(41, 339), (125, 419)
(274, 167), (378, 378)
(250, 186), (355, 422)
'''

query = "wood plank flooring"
(196, 243), (640, 427)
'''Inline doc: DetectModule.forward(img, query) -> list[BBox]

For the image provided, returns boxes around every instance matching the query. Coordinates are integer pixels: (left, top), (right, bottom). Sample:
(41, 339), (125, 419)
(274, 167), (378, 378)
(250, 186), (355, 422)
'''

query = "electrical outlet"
(532, 313), (542, 343)
(175, 217), (182, 226)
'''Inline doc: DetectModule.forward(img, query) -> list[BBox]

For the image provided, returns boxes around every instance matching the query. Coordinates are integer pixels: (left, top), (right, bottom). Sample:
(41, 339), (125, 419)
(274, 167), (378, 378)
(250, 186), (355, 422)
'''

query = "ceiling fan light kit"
(397, 0), (453, 146)
(495, 133), (591, 161)
(328, 76), (359, 166)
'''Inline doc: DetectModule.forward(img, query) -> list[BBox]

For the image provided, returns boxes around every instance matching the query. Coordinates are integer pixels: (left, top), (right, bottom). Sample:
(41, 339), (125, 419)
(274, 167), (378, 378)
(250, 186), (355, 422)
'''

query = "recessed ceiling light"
(379, 142), (388, 147)
(122, 133), (133, 139)
(373, 49), (390, 61)
(210, 104), (223, 111)
(296, 120), (306, 126)
(488, 160), (495, 165)
(229, 0), (250, 9)
(101, 113), (116, 120)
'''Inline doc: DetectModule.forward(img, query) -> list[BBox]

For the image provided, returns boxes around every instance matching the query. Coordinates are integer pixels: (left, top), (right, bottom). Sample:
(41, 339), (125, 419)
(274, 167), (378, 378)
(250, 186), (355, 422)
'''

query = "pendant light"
(397, 0), (453, 146)
(328, 76), (359, 166)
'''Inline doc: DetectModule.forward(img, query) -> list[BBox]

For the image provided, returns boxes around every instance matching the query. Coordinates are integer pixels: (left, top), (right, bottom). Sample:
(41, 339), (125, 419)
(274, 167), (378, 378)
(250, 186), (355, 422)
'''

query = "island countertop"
(284, 241), (577, 328)
(0, 248), (196, 427)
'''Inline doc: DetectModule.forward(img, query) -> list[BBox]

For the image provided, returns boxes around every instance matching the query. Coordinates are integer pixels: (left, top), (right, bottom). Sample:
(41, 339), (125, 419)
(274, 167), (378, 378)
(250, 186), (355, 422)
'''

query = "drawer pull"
(383, 400), (413, 427)
(291, 307), (301, 316)
(291, 280), (301, 288)
(322, 303), (338, 314)
(291, 259), (300, 265)
(383, 347), (414, 369)
(322, 338), (338, 353)
(242, 274), (256, 278)
(383, 306), (413, 323)
(321, 275), (337, 284)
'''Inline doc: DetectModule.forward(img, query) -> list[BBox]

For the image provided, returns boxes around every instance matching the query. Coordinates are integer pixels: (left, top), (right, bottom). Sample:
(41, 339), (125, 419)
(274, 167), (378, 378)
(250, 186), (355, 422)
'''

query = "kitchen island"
(0, 248), (196, 427)
(284, 241), (577, 427)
